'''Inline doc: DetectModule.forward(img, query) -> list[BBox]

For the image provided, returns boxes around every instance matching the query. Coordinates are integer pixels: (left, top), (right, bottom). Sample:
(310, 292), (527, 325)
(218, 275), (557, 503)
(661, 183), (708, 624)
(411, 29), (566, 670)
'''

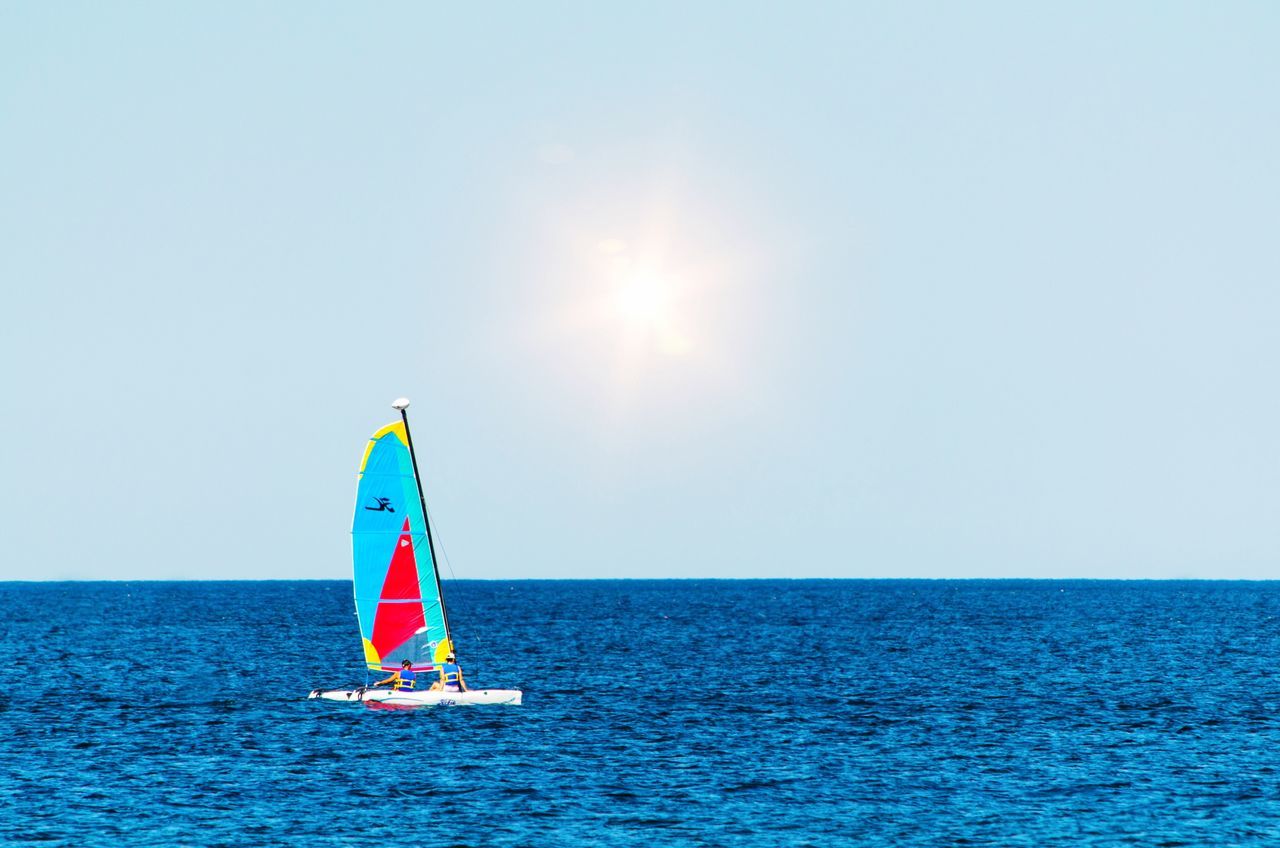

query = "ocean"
(4, 580), (1280, 846)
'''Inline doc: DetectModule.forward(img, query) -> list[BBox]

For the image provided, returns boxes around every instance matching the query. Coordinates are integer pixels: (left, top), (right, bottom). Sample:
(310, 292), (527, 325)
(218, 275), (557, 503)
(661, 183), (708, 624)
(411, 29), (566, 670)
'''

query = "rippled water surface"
(5, 580), (1280, 846)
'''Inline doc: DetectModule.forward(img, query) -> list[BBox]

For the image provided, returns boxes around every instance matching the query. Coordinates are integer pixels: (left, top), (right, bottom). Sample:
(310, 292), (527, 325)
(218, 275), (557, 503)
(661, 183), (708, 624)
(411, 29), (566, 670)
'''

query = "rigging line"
(434, 529), (485, 653)
(420, 522), (489, 658)
(412, 446), (485, 660)
(411, 528), (484, 660)
(430, 523), (461, 583)
(404, 502), (459, 586)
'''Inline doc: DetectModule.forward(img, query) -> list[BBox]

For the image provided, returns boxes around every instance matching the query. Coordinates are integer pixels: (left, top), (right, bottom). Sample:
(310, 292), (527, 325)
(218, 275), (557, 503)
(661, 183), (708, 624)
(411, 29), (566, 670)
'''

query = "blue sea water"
(5, 580), (1280, 846)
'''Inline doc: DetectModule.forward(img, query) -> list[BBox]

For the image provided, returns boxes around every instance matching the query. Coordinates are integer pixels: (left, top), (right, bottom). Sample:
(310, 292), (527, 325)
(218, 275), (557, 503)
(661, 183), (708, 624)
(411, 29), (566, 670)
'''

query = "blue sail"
(351, 421), (450, 672)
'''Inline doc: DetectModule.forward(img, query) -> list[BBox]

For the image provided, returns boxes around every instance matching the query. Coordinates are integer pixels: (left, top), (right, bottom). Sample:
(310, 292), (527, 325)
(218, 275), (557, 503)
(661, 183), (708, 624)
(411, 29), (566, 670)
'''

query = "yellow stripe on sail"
(357, 421), (409, 476)
(363, 638), (383, 670)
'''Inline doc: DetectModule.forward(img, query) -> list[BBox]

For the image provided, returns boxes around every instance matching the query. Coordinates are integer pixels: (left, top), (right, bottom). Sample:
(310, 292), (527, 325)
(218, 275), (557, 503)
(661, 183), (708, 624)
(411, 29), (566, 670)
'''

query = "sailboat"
(309, 398), (522, 706)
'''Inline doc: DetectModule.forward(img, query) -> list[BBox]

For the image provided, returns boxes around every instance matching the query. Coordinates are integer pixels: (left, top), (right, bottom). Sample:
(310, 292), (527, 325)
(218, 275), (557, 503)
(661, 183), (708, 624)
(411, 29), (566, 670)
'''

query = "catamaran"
(309, 398), (522, 706)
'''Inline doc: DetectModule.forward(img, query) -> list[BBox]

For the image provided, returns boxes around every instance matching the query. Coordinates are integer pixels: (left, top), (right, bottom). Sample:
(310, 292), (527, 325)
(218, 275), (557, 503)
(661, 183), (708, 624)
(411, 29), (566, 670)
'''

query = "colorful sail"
(351, 421), (451, 673)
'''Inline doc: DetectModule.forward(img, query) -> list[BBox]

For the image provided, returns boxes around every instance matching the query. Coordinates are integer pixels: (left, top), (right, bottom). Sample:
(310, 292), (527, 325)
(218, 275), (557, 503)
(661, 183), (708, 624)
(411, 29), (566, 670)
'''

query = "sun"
(614, 270), (671, 327)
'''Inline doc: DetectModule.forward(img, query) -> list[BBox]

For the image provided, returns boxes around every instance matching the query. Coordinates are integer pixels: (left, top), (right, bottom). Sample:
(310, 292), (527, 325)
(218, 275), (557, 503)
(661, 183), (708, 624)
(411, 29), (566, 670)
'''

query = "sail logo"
(365, 497), (395, 512)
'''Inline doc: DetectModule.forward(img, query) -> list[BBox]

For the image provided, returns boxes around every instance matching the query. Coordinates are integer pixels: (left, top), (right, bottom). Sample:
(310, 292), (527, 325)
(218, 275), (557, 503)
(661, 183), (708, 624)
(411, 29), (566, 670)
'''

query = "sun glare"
(532, 183), (759, 401)
(614, 271), (671, 326)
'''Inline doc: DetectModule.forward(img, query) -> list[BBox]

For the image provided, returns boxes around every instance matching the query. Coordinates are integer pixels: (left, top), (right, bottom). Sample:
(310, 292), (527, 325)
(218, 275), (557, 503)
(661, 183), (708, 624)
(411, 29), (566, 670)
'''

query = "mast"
(391, 397), (454, 660)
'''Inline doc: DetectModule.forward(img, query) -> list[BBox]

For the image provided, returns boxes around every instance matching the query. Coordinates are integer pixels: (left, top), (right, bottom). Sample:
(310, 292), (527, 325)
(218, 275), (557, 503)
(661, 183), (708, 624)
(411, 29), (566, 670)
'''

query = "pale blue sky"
(2, 3), (1277, 580)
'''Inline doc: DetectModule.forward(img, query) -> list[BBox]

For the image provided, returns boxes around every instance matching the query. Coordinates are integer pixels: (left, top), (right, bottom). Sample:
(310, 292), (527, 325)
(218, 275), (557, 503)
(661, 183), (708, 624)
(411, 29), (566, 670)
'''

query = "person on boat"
(430, 653), (468, 693)
(373, 659), (417, 691)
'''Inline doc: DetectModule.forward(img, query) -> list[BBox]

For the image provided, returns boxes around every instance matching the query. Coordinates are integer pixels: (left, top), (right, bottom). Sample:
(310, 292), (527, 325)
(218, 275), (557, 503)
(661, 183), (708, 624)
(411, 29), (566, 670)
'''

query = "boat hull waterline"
(308, 687), (523, 706)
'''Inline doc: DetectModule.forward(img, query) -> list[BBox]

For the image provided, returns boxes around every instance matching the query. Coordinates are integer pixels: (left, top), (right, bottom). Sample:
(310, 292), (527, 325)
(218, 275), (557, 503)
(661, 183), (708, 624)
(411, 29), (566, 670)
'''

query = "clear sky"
(2, 3), (1277, 580)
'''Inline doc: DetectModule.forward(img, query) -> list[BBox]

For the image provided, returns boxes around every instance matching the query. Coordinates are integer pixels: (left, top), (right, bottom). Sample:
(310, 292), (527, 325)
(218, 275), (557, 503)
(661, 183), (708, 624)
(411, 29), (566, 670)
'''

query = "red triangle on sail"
(371, 518), (426, 657)
(380, 518), (422, 600)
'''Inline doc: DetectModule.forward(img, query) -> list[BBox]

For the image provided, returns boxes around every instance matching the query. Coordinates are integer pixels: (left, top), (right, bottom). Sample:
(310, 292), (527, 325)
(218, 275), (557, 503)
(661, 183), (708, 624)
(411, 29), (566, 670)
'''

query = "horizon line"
(3, 576), (1277, 583)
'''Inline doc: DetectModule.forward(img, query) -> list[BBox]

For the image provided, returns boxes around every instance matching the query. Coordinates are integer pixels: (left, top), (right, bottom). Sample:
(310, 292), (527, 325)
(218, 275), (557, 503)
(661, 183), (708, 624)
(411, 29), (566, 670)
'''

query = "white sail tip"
(391, 397), (411, 410)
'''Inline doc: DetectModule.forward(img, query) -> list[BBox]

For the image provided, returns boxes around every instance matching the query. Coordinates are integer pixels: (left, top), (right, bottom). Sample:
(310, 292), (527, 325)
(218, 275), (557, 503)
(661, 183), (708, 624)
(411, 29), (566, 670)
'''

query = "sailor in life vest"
(373, 659), (417, 691)
(431, 653), (468, 693)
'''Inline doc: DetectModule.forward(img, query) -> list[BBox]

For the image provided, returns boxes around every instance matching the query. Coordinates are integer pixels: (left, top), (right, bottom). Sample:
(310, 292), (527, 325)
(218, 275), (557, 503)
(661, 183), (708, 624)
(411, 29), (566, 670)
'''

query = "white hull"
(308, 687), (522, 706)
